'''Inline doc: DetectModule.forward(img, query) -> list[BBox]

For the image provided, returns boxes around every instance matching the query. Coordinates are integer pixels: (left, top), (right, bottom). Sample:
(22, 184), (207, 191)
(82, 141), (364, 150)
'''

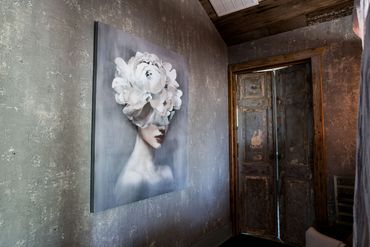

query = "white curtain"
(353, 0), (370, 246)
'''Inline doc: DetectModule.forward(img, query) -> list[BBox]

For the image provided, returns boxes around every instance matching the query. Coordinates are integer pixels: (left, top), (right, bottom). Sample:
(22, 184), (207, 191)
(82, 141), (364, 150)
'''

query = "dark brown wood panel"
(199, 0), (353, 45)
(281, 179), (312, 245)
(242, 176), (274, 235)
(241, 109), (269, 163)
(276, 63), (315, 245)
(229, 48), (327, 236)
(237, 72), (276, 237)
(311, 55), (328, 225)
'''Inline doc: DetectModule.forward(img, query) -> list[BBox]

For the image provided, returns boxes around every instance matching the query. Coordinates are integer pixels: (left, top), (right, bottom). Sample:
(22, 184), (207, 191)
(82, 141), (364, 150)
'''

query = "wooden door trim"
(228, 47), (328, 234)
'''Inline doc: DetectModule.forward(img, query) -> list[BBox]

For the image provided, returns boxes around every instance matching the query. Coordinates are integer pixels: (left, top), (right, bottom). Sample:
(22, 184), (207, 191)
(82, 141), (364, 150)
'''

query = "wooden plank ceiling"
(199, 0), (354, 46)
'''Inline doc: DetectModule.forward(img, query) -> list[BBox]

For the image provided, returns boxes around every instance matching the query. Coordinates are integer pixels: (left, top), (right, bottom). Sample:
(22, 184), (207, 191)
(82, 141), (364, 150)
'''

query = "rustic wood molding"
(228, 47), (328, 235)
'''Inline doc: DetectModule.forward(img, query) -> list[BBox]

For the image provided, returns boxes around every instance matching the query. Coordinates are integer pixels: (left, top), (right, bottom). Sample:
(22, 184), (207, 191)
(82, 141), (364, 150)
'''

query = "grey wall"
(229, 16), (362, 223)
(0, 0), (230, 246)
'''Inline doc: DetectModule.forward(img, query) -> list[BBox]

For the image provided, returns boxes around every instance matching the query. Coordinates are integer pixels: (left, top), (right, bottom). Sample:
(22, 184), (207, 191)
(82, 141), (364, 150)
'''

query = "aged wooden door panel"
(276, 63), (315, 246)
(236, 72), (276, 237)
(236, 62), (315, 245)
(230, 49), (326, 245)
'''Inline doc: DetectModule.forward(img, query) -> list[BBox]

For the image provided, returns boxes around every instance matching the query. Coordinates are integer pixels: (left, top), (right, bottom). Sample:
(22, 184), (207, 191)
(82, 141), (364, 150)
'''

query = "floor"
(220, 225), (353, 247)
(220, 234), (294, 247)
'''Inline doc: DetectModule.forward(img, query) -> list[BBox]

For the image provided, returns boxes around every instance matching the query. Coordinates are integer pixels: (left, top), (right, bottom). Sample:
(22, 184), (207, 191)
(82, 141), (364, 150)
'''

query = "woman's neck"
(126, 133), (155, 171)
(115, 133), (173, 191)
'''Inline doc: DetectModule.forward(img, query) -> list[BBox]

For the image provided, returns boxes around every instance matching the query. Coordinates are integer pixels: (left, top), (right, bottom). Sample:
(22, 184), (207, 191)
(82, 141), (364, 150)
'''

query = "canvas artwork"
(92, 22), (188, 212)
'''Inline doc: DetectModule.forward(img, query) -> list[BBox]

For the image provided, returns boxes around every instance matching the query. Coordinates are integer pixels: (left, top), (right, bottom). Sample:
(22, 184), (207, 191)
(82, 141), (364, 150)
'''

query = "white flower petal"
(155, 104), (166, 116)
(173, 97), (182, 110)
(150, 90), (167, 108)
(114, 57), (129, 78)
(132, 63), (166, 94)
(135, 51), (144, 58)
(165, 100), (174, 112)
(147, 53), (160, 63)
(112, 77), (130, 93)
(113, 52), (183, 127)
(163, 62), (172, 72)
(170, 80), (180, 88)
(115, 93), (126, 105)
(167, 68), (177, 82)
(168, 111), (175, 120)
(176, 89), (183, 98)
(126, 100), (147, 113)
(126, 88), (150, 106)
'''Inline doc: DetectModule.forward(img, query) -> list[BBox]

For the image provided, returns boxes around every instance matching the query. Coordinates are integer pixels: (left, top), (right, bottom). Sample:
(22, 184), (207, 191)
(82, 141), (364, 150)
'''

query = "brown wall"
(229, 16), (362, 223)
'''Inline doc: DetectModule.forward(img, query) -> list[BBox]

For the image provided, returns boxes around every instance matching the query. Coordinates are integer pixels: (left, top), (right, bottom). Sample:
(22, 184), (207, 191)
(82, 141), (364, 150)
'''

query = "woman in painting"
(111, 51), (183, 203)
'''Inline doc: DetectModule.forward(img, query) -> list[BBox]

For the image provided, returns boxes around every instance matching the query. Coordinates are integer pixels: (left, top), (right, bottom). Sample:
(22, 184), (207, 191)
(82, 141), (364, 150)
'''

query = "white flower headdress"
(112, 52), (183, 128)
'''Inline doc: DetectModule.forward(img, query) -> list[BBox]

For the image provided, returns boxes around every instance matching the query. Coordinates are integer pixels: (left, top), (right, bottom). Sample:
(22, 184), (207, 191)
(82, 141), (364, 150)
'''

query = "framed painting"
(91, 22), (188, 212)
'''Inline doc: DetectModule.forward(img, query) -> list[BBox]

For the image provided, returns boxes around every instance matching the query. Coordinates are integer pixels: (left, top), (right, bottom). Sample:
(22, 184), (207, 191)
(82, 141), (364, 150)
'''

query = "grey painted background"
(229, 16), (362, 223)
(93, 22), (189, 211)
(0, 0), (229, 246)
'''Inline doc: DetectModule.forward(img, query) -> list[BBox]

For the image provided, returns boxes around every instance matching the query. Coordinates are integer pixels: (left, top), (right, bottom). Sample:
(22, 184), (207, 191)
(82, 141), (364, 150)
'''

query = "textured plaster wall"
(229, 16), (361, 223)
(0, 0), (229, 246)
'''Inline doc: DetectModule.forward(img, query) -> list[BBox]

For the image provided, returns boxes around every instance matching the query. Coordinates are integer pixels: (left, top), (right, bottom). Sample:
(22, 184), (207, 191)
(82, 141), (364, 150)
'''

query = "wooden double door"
(236, 62), (315, 246)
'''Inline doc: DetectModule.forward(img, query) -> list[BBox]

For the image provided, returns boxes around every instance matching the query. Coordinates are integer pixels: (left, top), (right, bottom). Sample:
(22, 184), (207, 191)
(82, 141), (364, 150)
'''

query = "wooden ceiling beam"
(224, 14), (307, 45)
(199, 0), (354, 46)
(216, 0), (352, 36)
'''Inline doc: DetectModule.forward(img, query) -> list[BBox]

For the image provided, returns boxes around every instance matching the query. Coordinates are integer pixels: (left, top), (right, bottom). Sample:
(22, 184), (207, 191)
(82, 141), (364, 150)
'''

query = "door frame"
(228, 47), (328, 234)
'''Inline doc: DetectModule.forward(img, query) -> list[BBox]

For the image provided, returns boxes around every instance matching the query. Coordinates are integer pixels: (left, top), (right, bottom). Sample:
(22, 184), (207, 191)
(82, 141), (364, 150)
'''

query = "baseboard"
(192, 223), (233, 247)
